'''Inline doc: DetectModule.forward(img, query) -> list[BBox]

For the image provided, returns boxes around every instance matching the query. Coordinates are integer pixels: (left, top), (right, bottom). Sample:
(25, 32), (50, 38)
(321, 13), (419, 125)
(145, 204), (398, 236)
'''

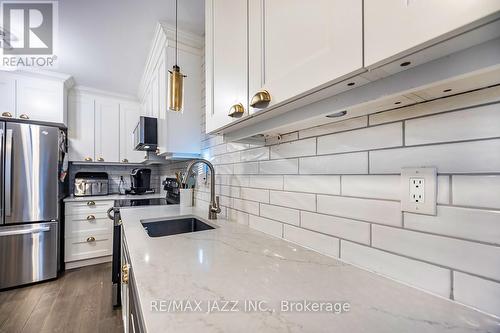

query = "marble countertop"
(63, 193), (165, 202)
(120, 205), (500, 333)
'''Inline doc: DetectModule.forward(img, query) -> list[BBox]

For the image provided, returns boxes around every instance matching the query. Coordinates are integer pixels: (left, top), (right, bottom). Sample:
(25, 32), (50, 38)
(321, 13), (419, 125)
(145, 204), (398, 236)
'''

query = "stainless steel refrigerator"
(0, 121), (60, 289)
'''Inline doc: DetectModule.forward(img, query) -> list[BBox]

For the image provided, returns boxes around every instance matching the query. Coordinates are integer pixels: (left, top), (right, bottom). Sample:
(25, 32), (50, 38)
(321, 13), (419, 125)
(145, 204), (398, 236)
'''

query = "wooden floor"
(0, 263), (123, 333)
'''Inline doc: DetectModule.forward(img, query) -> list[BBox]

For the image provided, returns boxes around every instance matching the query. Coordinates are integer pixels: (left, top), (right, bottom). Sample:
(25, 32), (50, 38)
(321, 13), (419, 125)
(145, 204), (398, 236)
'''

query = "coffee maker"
(127, 168), (153, 194)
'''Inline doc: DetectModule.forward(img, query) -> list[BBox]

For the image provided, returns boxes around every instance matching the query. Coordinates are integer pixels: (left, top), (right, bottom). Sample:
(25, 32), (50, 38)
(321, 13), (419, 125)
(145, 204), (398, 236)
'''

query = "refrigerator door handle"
(0, 226), (50, 237)
(4, 128), (12, 217)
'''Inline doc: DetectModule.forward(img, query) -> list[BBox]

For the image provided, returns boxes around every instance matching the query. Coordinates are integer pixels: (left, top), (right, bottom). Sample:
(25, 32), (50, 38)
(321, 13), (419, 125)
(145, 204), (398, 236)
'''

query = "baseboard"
(65, 255), (112, 270)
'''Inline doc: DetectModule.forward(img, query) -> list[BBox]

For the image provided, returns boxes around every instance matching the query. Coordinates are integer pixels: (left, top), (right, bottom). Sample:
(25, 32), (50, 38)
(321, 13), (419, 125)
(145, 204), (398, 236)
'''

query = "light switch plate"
(401, 167), (437, 215)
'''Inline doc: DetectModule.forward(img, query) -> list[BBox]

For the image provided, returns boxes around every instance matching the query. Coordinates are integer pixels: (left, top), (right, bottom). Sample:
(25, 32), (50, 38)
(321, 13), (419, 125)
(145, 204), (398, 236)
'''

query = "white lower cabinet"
(64, 200), (114, 268)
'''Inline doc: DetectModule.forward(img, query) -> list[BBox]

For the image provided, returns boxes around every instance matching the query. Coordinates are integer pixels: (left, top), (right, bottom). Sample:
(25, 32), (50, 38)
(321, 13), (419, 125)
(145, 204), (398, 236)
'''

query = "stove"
(113, 198), (171, 208)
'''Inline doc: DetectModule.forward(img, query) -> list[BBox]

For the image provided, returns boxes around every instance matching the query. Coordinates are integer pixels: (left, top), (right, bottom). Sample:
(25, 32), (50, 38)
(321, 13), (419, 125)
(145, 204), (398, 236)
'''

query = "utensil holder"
(179, 188), (193, 207)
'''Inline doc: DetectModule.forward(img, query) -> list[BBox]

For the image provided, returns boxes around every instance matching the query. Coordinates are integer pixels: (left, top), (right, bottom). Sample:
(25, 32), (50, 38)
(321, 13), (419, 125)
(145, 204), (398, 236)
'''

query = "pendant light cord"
(175, 0), (178, 66)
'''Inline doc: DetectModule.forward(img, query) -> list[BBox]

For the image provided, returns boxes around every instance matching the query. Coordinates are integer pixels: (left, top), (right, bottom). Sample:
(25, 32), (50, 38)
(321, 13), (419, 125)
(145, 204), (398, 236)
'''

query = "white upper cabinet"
(119, 103), (144, 163)
(16, 76), (65, 123)
(68, 94), (95, 162)
(94, 98), (120, 163)
(205, 0), (248, 133)
(0, 71), (71, 124)
(364, 0), (500, 67)
(248, 0), (363, 113)
(0, 74), (16, 118)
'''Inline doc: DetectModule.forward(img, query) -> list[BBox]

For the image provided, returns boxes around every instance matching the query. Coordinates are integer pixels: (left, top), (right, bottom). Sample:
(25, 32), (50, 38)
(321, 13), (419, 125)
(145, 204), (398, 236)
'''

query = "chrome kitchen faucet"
(185, 159), (221, 219)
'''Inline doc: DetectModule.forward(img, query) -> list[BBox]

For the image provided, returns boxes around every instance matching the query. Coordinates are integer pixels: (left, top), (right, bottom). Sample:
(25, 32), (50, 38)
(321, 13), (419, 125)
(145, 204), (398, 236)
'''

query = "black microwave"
(133, 116), (158, 151)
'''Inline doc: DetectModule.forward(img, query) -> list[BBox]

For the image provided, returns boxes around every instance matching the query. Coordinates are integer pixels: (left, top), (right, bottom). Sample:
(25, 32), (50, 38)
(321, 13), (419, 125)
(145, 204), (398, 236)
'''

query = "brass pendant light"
(168, 0), (186, 112)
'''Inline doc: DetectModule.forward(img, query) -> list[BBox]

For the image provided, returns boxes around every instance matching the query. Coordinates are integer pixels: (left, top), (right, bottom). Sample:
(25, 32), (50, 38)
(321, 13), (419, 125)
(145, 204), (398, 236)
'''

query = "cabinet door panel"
(156, 52), (168, 154)
(95, 98), (120, 163)
(364, 0), (500, 66)
(0, 74), (16, 118)
(206, 0), (248, 133)
(119, 103), (144, 163)
(16, 77), (64, 123)
(249, 0), (362, 111)
(68, 95), (95, 162)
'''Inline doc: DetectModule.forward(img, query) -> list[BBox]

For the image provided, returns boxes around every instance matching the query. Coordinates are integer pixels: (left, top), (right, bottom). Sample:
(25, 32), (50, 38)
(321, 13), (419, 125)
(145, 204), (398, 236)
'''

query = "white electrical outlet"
(409, 178), (424, 203)
(401, 168), (437, 215)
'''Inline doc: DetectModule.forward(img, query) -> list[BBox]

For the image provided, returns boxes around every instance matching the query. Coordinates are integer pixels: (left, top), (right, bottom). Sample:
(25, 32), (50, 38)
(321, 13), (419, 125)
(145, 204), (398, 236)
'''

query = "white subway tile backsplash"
(234, 162), (259, 175)
(284, 175), (340, 195)
(341, 241), (451, 297)
(370, 139), (500, 174)
(405, 104), (500, 145)
(240, 187), (270, 203)
(232, 198), (259, 215)
(215, 164), (233, 175)
(299, 116), (368, 139)
(372, 225), (500, 280)
(212, 144), (227, 156)
(227, 209), (249, 225)
(437, 176), (450, 205)
(260, 159), (299, 174)
(454, 272), (500, 318)
(228, 175), (250, 187)
(284, 225), (339, 258)
(404, 206), (500, 245)
(317, 123), (402, 155)
(226, 142), (250, 152)
(248, 175), (283, 190)
(240, 147), (270, 162)
(300, 152), (368, 174)
(301, 211), (370, 244)
(270, 138), (316, 159)
(317, 195), (401, 226)
(269, 191), (316, 211)
(249, 215), (283, 238)
(452, 175), (500, 209)
(342, 175), (400, 200)
(260, 204), (300, 226)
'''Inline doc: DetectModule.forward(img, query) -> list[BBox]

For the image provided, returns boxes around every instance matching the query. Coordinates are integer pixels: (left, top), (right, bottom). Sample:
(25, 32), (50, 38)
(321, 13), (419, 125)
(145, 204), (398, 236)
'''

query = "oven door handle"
(107, 207), (115, 220)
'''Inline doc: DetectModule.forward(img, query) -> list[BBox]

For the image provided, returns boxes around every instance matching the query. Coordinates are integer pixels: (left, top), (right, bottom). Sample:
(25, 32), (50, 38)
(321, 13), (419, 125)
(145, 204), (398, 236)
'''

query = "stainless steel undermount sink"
(141, 217), (215, 237)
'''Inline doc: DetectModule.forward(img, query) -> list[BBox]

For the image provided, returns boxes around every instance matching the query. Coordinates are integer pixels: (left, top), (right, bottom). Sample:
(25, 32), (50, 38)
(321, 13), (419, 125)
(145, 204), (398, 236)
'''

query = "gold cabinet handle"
(1, 112), (12, 118)
(19, 114), (29, 120)
(122, 264), (130, 284)
(97, 157), (104, 162)
(250, 90), (271, 108)
(122, 158), (129, 163)
(86, 215), (95, 220)
(87, 201), (95, 206)
(86, 236), (96, 242)
(84, 157), (92, 162)
(228, 103), (245, 118)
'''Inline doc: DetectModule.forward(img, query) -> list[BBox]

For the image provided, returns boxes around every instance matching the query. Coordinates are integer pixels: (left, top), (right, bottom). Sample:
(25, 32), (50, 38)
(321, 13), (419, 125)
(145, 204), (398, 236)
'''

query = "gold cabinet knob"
(122, 158), (129, 163)
(84, 157), (92, 162)
(250, 90), (271, 108)
(122, 264), (130, 284)
(1, 112), (12, 118)
(97, 157), (104, 162)
(228, 103), (245, 118)
(87, 201), (95, 206)
(86, 215), (95, 220)
(19, 114), (29, 120)
(86, 236), (96, 242)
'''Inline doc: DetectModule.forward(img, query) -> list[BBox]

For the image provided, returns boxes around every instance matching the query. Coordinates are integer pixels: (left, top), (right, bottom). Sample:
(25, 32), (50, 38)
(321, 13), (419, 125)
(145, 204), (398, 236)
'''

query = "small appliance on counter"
(126, 168), (154, 195)
(73, 172), (109, 197)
